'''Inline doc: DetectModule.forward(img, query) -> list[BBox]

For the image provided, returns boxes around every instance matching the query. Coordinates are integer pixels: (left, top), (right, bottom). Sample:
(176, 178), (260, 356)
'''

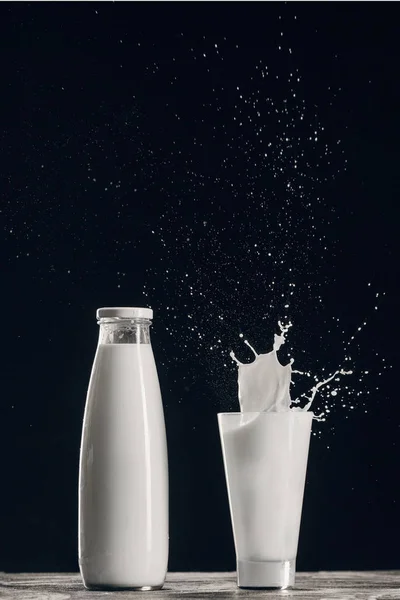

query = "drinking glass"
(218, 412), (312, 589)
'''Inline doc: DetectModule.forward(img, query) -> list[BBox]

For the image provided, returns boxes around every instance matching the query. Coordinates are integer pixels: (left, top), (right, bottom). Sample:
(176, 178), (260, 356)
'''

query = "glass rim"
(217, 411), (314, 416)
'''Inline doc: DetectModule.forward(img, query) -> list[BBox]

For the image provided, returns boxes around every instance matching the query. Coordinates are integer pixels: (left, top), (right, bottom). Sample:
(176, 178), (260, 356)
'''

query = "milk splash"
(230, 322), (352, 419)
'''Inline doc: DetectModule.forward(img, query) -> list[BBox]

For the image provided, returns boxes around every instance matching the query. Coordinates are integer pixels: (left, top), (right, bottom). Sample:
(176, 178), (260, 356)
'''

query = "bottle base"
(237, 558), (295, 589)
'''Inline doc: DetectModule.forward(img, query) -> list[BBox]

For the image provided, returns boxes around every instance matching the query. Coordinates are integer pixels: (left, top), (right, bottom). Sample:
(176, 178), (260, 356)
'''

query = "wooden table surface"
(1, 572), (400, 600)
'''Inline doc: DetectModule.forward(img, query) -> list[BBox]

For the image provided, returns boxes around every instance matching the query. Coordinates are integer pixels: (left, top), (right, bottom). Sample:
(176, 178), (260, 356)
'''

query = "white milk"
(221, 322), (354, 587)
(79, 342), (168, 589)
(230, 328), (292, 413)
(220, 323), (312, 588)
(219, 412), (312, 565)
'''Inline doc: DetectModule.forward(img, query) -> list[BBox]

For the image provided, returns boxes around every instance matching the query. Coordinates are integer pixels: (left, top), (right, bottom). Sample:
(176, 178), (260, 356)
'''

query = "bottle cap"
(96, 307), (153, 320)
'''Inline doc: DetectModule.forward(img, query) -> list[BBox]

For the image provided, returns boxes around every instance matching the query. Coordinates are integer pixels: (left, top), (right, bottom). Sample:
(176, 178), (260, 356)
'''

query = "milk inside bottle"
(79, 307), (168, 590)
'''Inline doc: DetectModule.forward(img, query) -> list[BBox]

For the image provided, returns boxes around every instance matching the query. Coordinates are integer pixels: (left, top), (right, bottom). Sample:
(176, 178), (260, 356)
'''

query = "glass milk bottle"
(79, 307), (168, 590)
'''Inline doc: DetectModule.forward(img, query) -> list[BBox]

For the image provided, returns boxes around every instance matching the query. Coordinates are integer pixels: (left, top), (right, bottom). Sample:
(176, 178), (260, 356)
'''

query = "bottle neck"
(98, 318), (151, 345)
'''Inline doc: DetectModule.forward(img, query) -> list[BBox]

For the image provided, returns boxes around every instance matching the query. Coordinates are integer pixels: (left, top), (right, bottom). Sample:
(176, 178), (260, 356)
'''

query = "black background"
(0, 2), (399, 573)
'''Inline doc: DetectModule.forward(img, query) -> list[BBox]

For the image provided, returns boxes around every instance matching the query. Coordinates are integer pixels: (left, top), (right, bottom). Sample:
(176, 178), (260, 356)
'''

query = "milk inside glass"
(219, 323), (312, 589)
(218, 412), (312, 588)
(79, 307), (168, 590)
